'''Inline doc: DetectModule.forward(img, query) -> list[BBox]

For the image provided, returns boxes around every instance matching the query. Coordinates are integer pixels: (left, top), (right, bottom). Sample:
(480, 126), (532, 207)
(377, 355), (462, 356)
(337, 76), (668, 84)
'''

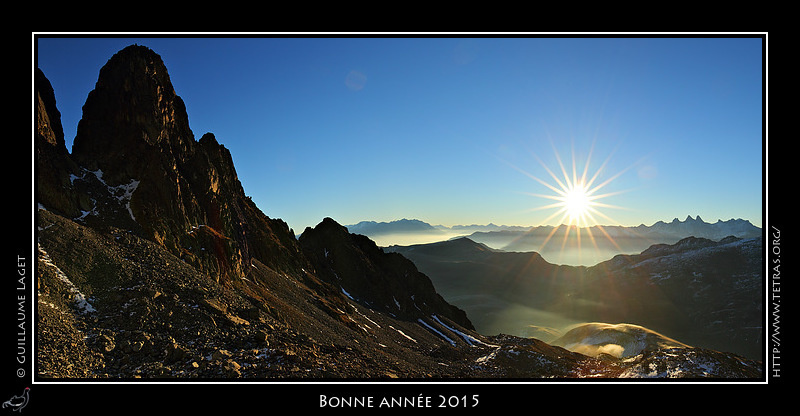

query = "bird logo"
(2, 387), (29, 412)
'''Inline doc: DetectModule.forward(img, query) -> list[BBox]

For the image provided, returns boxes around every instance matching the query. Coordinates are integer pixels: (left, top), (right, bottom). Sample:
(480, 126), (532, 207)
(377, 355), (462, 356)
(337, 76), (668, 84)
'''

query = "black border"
(17, 32), (775, 413)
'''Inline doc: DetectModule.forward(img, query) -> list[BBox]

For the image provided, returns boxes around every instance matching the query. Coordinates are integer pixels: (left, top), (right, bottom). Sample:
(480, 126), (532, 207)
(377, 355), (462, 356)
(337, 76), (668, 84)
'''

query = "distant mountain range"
(346, 218), (444, 235)
(348, 215), (760, 241)
(346, 219), (529, 235)
(348, 216), (762, 266)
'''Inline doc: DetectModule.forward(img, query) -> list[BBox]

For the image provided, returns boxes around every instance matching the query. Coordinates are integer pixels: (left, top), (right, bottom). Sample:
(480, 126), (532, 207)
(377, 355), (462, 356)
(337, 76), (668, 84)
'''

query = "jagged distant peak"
(666, 215), (756, 226)
(671, 216), (689, 223)
(683, 215), (708, 223)
(659, 215), (756, 227)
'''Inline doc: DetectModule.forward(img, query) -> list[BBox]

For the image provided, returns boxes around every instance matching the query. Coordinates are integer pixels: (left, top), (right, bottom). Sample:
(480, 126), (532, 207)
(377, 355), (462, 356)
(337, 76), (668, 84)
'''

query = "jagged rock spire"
(36, 68), (82, 217)
(72, 44), (195, 184)
(62, 44), (305, 282)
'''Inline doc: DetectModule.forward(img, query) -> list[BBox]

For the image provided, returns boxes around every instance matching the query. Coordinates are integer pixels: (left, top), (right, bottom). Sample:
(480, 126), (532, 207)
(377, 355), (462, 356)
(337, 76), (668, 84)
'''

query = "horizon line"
(342, 215), (760, 230)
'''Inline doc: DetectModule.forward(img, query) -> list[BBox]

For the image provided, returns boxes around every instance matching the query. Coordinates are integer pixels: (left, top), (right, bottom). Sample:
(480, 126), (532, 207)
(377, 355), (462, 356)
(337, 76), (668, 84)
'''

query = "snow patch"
(71, 168), (140, 221)
(431, 315), (497, 348)
(341, 287), (355, 301)
(475, 349), (498, 364)
(418, 318), (456, 346)
(389, 325), (417, 343)
(111, 179), (140, 221)
(356, 309), (381, 329)
(618, 349), (712, 378)
(75, 199), (99, 221)
(37, 243), (96, 314)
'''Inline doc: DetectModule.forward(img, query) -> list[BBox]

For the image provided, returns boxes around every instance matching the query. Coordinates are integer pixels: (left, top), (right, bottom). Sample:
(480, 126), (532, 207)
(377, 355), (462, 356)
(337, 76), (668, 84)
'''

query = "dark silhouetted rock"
(65, 45), (306, 283)
(300, 217), (474, 330)
(35, 68), (82, 217)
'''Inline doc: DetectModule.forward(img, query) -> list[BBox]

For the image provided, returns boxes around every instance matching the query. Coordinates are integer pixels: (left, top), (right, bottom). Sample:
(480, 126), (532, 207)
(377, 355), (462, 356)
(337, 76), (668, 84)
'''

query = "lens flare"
(504, 139), (639, 258)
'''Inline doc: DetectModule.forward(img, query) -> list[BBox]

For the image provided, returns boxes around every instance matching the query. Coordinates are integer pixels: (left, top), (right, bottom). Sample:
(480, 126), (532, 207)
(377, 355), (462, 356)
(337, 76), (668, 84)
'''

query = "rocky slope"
(34, 44), (763, 381)
(37, 207), (483, 379)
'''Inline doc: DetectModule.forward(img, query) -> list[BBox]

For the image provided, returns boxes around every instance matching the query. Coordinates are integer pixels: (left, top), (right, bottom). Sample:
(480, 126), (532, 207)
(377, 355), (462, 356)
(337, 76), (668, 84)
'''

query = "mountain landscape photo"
(26, 36), (771, 411)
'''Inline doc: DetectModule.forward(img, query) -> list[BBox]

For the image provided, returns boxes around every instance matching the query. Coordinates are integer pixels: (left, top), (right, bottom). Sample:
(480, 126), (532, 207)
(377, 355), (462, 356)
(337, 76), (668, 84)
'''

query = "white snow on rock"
(110, 179), (140, 221)
(431, 315), (497, 348)
(37, 243), (96, 314)
(341, 287), (355, 301)
(71, 168), (140, 221)
(389, 325), (417, 343)
(417, 318), (456, 346)
(75, 199), (99, 221)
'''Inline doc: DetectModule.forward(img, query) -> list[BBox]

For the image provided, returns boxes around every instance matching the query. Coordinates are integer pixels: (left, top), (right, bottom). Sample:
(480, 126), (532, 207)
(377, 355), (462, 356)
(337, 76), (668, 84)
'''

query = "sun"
(499, 138), (642, 264)
(561, 181), (593, 224)
(536, 173), (604, 229)
(504, 139), (637, 232)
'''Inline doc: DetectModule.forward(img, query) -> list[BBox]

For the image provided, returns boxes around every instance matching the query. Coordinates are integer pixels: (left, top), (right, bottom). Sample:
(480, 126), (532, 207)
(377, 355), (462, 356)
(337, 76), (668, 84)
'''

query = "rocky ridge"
(299, 217), (473, 330)
(35, 44), (763, 380)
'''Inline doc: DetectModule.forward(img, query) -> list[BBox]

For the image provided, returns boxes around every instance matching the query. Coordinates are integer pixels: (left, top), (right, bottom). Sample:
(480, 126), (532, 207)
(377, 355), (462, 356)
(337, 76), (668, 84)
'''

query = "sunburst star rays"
(503, 140), (642, 262)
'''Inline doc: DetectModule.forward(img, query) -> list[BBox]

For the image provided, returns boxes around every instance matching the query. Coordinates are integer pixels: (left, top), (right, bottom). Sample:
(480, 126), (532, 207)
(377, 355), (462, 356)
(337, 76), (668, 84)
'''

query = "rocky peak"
(35, 68), (66, 151)
(72, 44), (194, 180)
(299, 218), (474, 330)
(36, 68), (82, 217)
(43, 45), (306, 284)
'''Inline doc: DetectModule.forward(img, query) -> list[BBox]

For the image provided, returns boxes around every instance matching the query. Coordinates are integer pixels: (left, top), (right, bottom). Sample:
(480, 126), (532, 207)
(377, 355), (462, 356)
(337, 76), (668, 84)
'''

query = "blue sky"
(35, 35), (764, 232)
